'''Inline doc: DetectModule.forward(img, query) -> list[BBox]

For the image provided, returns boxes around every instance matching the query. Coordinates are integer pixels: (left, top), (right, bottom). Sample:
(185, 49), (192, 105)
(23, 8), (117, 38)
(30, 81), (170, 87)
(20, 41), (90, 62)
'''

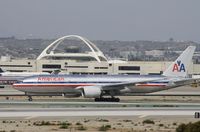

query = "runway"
(0, 107), (198, 119)
(0, 101), (199, 119)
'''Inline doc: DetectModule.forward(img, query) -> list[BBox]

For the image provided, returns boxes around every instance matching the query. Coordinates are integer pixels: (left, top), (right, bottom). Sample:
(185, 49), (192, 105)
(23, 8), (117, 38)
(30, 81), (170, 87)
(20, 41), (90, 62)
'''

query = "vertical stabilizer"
(162, 46), (196, 77)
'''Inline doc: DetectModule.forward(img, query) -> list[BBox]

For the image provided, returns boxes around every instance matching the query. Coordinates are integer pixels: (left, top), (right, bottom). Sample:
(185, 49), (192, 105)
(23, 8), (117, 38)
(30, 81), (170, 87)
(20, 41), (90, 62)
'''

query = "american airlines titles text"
(172, 60), (186, 72)
(38, 77), (65, 82)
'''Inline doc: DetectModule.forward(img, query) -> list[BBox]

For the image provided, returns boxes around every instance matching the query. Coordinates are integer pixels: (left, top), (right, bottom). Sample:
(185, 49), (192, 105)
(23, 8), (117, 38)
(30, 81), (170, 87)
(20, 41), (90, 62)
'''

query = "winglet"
(162, 46), (196, 77)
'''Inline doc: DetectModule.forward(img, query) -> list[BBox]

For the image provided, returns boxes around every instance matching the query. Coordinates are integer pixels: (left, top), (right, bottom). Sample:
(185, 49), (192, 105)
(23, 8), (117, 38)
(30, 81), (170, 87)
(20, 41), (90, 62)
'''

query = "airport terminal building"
(0, 35), (200, 76)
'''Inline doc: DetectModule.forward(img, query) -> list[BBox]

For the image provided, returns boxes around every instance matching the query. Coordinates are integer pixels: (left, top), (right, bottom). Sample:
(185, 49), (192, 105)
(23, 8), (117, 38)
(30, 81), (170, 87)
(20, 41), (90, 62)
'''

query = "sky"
(0, 0), (200, 41)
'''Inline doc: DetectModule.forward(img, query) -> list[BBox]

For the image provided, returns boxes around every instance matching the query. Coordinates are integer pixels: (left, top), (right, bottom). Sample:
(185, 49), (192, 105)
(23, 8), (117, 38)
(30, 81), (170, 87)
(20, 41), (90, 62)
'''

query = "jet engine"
(81, 86), (102, 98)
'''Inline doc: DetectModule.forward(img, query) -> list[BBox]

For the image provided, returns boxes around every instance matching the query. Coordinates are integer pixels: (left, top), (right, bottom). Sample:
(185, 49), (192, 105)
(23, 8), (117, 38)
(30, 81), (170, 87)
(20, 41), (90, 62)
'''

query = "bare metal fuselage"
(13, 74), (177, 96)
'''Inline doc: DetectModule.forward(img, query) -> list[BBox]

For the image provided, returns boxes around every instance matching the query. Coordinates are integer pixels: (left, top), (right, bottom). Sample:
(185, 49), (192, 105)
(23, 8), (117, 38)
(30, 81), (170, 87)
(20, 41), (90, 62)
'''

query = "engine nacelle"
(82, 86), (102, 98)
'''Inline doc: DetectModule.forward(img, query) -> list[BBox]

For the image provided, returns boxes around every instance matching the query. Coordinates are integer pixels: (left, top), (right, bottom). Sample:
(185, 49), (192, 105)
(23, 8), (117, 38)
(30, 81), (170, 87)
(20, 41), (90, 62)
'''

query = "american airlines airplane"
(13, 46), (198, 102)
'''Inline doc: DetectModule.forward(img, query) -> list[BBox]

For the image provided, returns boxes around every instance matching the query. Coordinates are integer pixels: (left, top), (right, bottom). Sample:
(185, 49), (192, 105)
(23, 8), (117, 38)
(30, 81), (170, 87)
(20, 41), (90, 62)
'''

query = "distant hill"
(0, 37), (199, 62)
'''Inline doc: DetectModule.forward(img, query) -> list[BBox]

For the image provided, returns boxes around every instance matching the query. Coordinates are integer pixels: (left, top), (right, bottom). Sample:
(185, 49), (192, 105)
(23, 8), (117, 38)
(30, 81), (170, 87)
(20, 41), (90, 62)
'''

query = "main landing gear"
(94, 97), (120, 102)
(28, 95), (33, 101)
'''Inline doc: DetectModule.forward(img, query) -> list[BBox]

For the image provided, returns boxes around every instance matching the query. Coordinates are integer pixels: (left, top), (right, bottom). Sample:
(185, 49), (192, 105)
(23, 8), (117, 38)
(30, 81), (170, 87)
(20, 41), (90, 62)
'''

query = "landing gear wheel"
(94, 97), (120, 102)
(114, 98), (120, 102)
(28, 96), (33, 101)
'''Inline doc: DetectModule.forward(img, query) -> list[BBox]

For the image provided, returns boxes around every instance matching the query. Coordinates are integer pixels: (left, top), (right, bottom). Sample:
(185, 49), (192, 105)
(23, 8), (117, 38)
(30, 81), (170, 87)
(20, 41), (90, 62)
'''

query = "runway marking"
(139, 115), (148, 118)
(24, 116), (38, 119)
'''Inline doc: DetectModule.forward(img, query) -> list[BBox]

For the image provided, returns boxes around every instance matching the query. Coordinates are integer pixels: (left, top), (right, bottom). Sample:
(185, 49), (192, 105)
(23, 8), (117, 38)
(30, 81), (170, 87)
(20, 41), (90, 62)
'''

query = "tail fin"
(162, 46), (196, 77)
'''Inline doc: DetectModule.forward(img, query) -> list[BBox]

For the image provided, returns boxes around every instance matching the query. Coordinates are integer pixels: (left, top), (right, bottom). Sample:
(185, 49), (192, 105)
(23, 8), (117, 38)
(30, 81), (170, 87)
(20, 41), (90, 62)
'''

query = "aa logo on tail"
(172, 60), (185, 72)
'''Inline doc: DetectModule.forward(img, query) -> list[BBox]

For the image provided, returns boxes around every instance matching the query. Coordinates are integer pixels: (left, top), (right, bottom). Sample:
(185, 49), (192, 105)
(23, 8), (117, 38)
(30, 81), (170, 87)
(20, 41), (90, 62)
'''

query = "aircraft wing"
(101, 77), (200, 91)
(100, 79), (161, 91)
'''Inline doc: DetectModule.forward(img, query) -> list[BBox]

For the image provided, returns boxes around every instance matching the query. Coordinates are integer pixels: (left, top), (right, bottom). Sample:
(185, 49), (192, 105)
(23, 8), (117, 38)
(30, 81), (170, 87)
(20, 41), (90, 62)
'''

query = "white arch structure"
(37, 35), (108, 62)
